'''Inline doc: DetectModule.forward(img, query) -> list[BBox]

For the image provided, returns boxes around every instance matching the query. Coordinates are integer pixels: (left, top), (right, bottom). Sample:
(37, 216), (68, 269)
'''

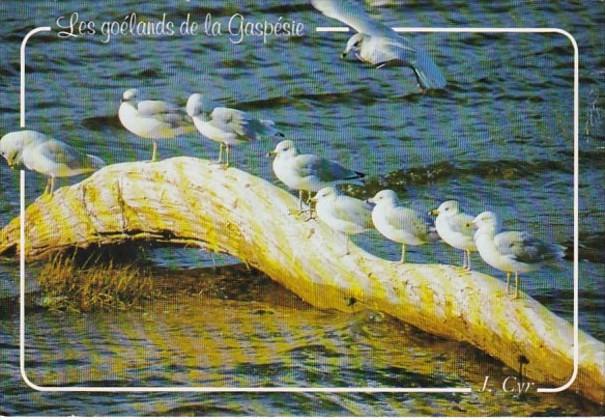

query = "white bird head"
(472, 211), (499, 231)
(367, 189), (398, 206)
(186, 93), (213, 117)
(342, 33), (366, 58)
(312, 186), (338, 203)
(267, 140), (298, 158)
(0, 130), (48, 168)
(432, 200), (460, 217)
(121, 88), (139, 102)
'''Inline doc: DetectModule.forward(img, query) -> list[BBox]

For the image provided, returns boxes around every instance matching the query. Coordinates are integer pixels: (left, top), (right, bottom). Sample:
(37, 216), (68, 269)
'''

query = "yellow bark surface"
(0, 157), (602, 404)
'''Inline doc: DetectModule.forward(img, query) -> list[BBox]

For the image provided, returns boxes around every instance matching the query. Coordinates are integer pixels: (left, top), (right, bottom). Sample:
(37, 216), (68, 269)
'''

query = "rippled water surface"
(0, 0), (604, 416)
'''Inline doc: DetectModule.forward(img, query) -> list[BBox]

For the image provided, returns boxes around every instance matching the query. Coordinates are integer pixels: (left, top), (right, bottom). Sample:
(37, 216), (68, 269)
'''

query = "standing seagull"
(186, 93), (284, 167)
(430, 200), (477, 270)
(268, 140), (365, 215)
(311, 0), (447, 91)
(312, 186), (373, 255)
(119, 88), (194, 161)
(368, 190), (437, 263)
(1, 130), (105, 196)
(473, 211), (565, 298)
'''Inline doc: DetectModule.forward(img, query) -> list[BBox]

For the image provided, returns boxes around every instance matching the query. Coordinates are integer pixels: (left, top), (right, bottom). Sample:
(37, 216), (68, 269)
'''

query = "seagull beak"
(266, 150), (276, 158)
(309, 195), (318, 203)
(429, 209), (439, 216)
(340, 51), (347, 59)
(366, 198), (375, 204)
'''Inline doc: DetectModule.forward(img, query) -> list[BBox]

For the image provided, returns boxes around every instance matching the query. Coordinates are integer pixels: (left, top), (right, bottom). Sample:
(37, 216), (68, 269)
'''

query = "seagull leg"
(462, 250), (467, 269)
(49, 177), (56, 197)
(288, 190), (303, 216)
(506, 272), (511, 294)
(151, 141), (158, 162)
(210, 144), (224, 166)
(514, 272), (520, 299)
(466, 250), (472, 271)
(298, 190), (303, 212)
(225, 145), (230, 168)
(303, 191), (317, 221)
(345, 235), (350, 255)
(400, 244), (406, 263)
(43, 178), (51, 195)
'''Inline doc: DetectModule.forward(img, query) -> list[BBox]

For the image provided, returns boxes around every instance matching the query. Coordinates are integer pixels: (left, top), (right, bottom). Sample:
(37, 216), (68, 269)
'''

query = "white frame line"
(19, 25), (578, 394)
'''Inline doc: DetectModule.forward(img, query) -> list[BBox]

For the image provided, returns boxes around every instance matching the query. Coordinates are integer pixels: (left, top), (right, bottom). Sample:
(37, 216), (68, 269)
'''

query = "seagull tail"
(411, 50), (447, 91)
(342, 170), (365, 185)
(86, 154), (106, 170)
(427, 225), (441, 242)
(260, 119), (286, 138)
(547, 243), (567, 263)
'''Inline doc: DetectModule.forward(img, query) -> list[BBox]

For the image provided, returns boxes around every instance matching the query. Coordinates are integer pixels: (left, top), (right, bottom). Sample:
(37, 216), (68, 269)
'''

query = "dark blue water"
(0, 0), (603, 416)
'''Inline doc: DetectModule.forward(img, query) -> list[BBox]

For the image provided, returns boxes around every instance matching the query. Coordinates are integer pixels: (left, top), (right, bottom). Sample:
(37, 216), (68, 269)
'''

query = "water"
(0, 0), (604, 416)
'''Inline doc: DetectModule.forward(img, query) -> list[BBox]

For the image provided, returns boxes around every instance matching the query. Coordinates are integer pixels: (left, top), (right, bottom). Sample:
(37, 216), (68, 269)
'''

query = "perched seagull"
(430, 200), (477, 270)
(312, 186), (373, 255)
(186, 93), (284, 167)
(0, 130), (49, 168)
(268, 140), (365, 215)
(119, 88), (194, 161)
(473, 211), (565, 298)
(0, 130), (105, 196)
(311, 0), (447, 91)
(368, 190), (437, 263)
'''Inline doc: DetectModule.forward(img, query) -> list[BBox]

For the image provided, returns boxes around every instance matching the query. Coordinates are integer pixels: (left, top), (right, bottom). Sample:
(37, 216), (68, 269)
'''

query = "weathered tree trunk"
(0, 157), (603, 404)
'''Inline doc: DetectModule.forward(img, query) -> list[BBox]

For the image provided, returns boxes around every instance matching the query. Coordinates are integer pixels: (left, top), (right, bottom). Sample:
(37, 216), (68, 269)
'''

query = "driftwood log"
(0, 157), (603, 404)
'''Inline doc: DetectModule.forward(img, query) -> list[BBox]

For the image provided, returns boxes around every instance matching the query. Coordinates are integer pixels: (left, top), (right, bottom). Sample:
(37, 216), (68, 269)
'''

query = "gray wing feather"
(295, 154), (359, 182)
(387, 207), (430, 239)
(210, 107), (268, 139)
(41, 140), (94, 170)
(447, 213), (476, 236)
(137, 100), (178, 115)
(138, 100), (192, 129)
(311, 0), (397, 39)
(495, 231), (562, 264)
(375, 40), (446, 90)
(332, 196), (373, 227)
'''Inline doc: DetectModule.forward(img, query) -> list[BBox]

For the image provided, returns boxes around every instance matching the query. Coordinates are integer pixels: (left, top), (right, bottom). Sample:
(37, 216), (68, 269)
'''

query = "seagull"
(473, 211), (565, 298)
(186, 93), (284, 167)
(119, 88), (194, 161)
(0, 130), (105, 196)
(430, 200), (477, 270)
(368, 190), (437, 263)
(311, 0), (447, 91)
(268, 140), (365, 215)
(311, 186), (373, 255)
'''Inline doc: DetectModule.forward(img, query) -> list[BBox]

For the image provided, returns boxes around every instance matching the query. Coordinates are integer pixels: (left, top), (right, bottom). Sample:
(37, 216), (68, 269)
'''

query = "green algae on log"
(0, 157), (603, 404)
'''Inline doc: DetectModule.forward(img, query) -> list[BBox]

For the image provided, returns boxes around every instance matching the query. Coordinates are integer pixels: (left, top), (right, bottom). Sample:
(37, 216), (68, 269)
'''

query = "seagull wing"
(447, 213), (476, 236)
(210, 107), (267, 140)
(332, 196), (373, 227)
(295, 154), (363, 183)
(38, 140), (99, 171)
(386, 207), (430, 239)
(375, 39), (447, 90)
(311, 0), (397, 39)
(137, 100), (192, 129)
(137, 100), (179, 115)
(494, 231), (562, 264)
